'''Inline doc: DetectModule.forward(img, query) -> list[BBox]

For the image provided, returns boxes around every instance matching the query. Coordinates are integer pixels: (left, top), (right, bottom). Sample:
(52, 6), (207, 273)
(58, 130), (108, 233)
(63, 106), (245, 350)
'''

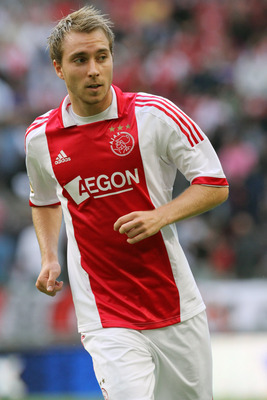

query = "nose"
(87, 59), (99, 77)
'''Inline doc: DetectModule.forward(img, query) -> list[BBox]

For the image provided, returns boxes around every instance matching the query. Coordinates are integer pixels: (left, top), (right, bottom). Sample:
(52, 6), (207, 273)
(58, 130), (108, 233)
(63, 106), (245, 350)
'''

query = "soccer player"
(25, 6), (229, 400)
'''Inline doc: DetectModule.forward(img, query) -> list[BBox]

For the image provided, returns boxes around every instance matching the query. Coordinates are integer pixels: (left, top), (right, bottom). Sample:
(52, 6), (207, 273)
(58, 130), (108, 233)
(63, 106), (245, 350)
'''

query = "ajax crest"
(110, 132), (135, 156)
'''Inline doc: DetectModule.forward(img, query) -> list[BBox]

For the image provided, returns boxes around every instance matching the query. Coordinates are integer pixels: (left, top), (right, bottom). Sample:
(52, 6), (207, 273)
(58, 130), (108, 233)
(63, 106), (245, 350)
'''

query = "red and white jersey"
(25, 85), (228, 332)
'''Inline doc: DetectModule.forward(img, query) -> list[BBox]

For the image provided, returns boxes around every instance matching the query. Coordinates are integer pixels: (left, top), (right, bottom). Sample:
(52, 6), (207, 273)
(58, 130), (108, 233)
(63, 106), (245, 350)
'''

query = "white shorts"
(81, 311), (212, 400)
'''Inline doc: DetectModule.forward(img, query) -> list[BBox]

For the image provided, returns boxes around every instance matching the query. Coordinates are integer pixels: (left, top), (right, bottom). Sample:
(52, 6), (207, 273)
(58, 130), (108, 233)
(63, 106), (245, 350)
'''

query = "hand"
(114, 209), (164, 244)
(36, 261), (63, 297)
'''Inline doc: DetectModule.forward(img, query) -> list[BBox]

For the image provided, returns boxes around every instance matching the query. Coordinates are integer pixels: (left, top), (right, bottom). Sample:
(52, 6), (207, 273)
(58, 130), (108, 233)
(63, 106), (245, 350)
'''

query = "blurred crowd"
(0, 0), (267, 297)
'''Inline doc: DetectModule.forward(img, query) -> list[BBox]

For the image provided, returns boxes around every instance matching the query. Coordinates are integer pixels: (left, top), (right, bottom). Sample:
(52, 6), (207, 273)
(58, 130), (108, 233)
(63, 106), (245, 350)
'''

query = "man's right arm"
(32, 205), (64, 297)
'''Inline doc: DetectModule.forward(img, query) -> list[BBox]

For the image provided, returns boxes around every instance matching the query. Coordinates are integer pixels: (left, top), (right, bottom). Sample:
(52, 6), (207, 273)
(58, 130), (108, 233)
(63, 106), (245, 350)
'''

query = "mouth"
(87, 84), (102, 89)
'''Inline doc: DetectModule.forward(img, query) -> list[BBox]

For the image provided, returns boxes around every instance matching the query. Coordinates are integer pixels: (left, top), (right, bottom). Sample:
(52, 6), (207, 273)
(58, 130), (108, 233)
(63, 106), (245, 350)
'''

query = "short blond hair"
(48, 5), (115, 63)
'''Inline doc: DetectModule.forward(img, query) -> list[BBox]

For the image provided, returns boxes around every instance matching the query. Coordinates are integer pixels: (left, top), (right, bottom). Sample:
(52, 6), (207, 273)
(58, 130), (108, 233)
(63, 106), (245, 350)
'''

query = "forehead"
(62, 29), (110, 57)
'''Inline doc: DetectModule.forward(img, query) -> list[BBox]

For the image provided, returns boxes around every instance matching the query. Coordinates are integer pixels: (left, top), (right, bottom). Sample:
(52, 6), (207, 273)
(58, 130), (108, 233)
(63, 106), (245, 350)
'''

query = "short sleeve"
(167, 128), (228, 187)
(25, 122), (60, 206)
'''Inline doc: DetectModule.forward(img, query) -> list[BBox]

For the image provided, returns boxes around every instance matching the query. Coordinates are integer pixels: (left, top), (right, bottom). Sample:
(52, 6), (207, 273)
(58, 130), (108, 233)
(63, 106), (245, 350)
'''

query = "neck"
(70, 87), (113, 117)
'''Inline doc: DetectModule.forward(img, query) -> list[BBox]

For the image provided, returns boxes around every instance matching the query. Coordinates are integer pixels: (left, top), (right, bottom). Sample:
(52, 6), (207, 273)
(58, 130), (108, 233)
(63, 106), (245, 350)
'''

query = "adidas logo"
(55, 150), (71, 165)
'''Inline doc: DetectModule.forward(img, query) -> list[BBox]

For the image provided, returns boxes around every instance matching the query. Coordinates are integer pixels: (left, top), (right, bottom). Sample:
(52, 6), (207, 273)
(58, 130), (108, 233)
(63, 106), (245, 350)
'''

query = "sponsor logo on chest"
(64, 168), (140, 205)
(53, 123), (141, 204)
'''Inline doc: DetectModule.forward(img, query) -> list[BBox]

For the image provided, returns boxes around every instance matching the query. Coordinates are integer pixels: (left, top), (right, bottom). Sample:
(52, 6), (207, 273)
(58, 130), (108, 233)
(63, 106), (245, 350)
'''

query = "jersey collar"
(59, 85), (126, 128)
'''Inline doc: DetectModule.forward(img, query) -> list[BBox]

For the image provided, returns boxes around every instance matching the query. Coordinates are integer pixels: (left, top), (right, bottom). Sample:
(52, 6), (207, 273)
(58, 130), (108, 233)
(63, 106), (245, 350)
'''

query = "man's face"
(54, 29), (113, 117)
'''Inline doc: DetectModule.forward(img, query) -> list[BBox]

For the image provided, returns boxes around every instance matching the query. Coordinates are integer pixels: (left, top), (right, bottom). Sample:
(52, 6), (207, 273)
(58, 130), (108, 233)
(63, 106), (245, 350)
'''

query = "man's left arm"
(114, 184), (229, 244)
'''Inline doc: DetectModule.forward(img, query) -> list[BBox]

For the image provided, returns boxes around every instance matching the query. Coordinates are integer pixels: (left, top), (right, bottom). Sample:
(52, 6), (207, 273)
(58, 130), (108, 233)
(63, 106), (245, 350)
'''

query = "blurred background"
(0, 0), (267, 399)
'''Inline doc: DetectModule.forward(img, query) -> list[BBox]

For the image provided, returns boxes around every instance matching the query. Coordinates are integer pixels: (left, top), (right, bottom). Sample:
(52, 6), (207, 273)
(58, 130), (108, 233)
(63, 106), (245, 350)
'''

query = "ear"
(53, 60), (65, 80)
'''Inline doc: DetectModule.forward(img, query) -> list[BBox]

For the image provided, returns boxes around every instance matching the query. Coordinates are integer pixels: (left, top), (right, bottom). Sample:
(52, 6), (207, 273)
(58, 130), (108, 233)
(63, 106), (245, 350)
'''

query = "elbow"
(218, 186), (229, 205)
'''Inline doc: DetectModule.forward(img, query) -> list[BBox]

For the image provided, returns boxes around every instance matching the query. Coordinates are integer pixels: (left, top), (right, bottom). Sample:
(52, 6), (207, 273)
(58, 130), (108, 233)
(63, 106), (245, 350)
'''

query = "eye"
(74, 57), (86, 64)
(97, 54), (108, 62)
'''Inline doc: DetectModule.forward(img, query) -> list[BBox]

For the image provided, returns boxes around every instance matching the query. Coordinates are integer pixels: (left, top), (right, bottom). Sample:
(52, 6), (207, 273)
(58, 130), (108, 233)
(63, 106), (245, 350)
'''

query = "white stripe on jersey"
(25, 110), (54, 140)
(136, 93), (204, 148)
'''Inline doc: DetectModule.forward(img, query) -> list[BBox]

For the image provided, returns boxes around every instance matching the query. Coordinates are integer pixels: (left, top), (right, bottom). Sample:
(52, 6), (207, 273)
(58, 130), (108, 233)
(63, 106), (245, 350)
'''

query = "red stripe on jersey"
(136, 99), (194, 147)
(138, 95), (203, 144)
(137, 95), (204, 144)
(25, 120), (49, 151)
(25, 111), (55, 150)
(192, 176), (229, 186)
(136, 94), (204, 146)
(33, 115), (50, 122)
(163, 98), (204, 143)
(25, 119), (49, 138)
(26, 113), (51, 130)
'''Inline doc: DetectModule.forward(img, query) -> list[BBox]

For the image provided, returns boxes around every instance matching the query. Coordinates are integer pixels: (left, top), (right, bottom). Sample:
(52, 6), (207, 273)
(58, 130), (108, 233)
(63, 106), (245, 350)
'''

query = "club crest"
(110, 131), (135, 156)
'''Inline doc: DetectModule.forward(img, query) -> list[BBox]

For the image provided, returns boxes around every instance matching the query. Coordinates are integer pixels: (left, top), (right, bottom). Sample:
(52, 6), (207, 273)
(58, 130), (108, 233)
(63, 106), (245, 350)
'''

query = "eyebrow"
(69, 48), (110, 59)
